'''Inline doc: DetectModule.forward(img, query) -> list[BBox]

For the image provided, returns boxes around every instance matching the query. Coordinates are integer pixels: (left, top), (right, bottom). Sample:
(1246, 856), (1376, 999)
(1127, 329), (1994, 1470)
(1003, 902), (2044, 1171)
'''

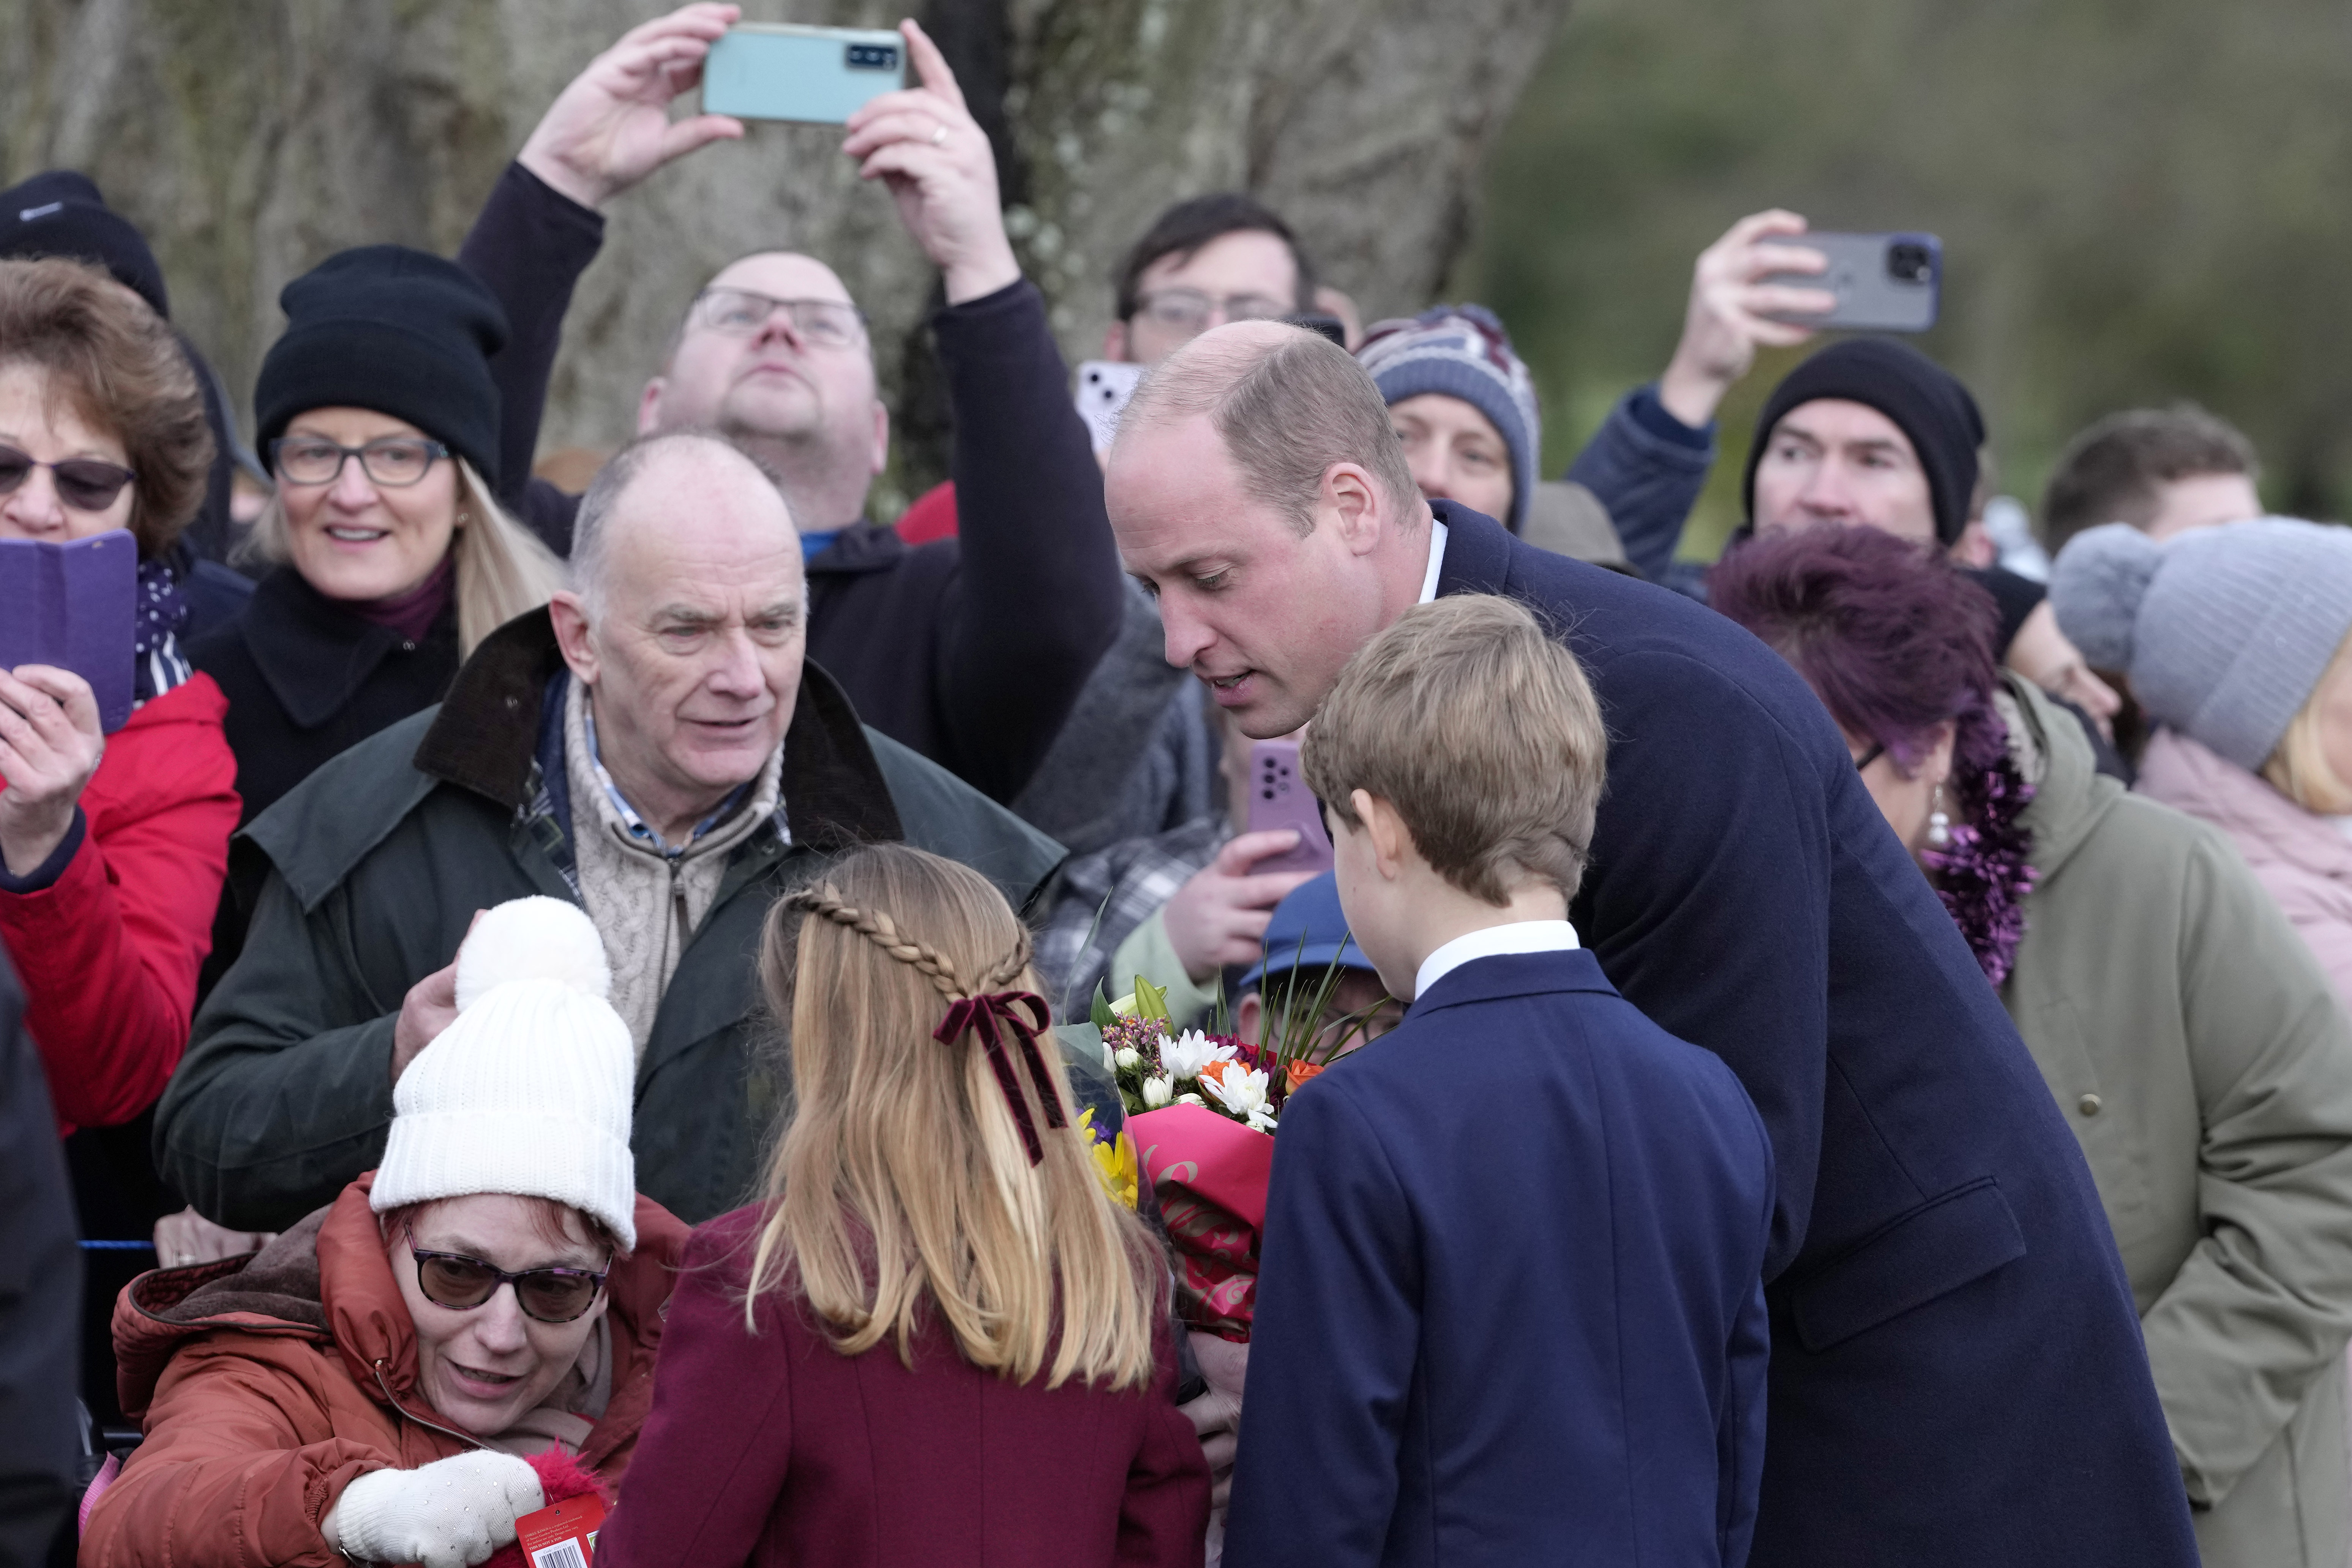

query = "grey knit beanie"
(2049, 518), (2352, 771)
(1356, 304), (1540, 533)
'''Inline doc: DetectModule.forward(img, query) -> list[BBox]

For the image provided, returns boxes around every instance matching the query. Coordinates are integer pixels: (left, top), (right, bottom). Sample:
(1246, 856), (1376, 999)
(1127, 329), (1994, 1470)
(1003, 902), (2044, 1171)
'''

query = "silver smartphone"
(701, 23), (908, 125)
(1762, 232), (1942, 333)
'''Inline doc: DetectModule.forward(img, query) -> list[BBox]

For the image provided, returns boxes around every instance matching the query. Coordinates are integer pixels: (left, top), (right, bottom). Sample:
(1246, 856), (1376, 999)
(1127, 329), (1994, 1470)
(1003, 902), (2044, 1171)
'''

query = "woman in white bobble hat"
(84, 897), (689, 1568)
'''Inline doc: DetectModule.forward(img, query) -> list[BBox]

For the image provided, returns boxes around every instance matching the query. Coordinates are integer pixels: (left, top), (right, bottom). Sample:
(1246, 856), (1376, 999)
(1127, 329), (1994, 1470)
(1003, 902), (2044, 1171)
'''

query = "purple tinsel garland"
(1921, 750), (2036, 986)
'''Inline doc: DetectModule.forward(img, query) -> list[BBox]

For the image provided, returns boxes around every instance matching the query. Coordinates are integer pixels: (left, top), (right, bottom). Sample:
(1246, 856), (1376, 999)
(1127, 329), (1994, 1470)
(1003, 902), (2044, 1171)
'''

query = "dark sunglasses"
(406, 1226), (609, 1324)
(0, 444), (136, 513)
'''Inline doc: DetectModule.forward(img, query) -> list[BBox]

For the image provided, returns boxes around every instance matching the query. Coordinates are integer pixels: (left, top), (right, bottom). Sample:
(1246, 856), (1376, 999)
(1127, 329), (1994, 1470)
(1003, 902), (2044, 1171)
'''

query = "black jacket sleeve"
(456, 161), (603, 554)
(927, 281), (1124, 802)
(0, 950), (81, 1568)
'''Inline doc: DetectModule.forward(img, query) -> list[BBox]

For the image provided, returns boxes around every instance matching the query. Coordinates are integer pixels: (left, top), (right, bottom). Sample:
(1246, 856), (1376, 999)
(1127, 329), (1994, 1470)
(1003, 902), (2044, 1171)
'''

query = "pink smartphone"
(1246, 740), (1334, 876)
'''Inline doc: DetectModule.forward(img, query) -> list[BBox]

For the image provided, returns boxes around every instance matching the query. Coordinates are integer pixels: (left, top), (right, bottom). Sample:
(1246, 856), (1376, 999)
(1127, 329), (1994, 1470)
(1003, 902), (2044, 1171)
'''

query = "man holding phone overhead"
(453, 4), (1121, 807)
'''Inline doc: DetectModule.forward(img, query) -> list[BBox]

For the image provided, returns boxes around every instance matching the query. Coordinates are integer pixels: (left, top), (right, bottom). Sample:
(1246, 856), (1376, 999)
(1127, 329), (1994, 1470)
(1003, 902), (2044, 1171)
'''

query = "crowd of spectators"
(6, 6), (2352, 1568)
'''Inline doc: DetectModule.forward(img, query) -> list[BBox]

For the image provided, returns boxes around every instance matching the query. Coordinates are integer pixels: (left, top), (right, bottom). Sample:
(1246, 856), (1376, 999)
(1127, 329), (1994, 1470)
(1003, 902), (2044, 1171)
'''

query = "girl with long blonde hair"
(594, 844), (1208, 1568)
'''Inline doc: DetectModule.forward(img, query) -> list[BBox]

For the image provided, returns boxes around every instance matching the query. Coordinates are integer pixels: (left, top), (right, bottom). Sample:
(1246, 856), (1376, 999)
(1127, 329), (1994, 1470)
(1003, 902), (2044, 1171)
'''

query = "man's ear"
(1103, 320), (1129, 362)
(1353, 789), (1412, 878)
(636, 377), (667, 436)
(1325, 463), (1383, 556)
(870, 398), (890, 477)
(549, 591), (600, 686)
(1236, 991), (1266, 1047)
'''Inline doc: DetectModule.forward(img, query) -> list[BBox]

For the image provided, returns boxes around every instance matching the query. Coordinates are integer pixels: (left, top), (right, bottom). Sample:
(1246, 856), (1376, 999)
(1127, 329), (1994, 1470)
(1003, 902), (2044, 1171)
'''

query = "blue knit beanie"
(2049, 518), (2352, 771)
(1356, 304), (1540, 532)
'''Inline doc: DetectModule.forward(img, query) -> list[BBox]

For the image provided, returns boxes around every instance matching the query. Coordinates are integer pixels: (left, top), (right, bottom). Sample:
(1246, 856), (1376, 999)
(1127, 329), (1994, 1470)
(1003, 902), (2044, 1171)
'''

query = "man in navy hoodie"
(1228, 594), (1774, 1566)
(1104, 321), (2197, 1564)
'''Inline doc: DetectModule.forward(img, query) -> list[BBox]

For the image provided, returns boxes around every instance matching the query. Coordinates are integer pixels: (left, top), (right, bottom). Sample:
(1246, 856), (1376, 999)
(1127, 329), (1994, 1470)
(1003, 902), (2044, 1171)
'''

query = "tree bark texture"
(1, 0), (1567, 502)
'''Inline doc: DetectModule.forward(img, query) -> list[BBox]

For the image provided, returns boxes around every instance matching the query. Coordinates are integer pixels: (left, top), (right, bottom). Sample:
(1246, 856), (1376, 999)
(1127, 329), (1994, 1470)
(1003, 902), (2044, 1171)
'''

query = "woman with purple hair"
(1713, 523), (2352, 1568)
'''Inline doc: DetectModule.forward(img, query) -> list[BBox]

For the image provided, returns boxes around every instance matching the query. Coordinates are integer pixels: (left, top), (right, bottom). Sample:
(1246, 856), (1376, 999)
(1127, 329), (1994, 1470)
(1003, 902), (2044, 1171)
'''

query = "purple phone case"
(0, 530), (137, 733)
(1246, 740), (1335, 876)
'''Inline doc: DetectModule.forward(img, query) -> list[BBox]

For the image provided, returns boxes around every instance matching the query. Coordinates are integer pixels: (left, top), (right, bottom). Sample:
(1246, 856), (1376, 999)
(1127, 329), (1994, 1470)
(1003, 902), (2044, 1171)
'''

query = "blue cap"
(1239, 873), (1376, 993)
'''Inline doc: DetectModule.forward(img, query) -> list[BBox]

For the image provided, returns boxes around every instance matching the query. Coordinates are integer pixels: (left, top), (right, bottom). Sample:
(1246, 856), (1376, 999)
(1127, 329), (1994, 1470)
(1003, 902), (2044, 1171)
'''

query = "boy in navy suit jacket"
(1224, 595), (1774, 1568)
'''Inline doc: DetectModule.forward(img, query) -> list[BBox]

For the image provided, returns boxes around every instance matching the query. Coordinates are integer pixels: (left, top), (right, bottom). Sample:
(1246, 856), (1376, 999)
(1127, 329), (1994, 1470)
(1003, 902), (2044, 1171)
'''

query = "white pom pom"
(2049, 522), (2162, 674)
(454, 897), (611, 1011)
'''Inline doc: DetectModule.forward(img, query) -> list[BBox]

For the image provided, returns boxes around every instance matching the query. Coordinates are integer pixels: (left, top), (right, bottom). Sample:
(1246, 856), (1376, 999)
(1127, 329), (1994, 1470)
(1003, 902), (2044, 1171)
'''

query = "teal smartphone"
(701, 23), (908, 125)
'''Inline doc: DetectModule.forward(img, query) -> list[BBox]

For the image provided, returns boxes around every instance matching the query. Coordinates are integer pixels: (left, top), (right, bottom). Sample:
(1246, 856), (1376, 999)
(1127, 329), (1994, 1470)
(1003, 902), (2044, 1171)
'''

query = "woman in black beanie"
(190, 245), (563, 831)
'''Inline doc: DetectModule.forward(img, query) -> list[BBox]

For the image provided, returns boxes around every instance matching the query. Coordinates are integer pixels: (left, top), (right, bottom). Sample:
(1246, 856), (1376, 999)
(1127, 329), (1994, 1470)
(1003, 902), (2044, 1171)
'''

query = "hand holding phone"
(0, 664), (107, 880)
(1760, 231), (1942, 333)
(1074, 361), (1143, 455)
(517, 3), (747, 210)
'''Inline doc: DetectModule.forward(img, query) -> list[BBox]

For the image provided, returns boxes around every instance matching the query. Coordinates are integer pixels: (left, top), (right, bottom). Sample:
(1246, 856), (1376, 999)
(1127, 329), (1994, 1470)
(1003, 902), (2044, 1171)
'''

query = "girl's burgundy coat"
(593, 1203), (1209, 1568)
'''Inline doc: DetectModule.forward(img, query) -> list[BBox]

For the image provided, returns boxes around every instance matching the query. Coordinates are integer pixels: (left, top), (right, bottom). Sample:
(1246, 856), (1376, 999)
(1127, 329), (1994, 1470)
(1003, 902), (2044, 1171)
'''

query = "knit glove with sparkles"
(325, 1450), (547, 1568)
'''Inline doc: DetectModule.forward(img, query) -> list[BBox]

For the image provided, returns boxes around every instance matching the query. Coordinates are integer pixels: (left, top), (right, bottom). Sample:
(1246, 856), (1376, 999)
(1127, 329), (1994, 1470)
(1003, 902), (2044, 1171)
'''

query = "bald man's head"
(1114, 320), (1417, 535)
(571, 428), (795, 609)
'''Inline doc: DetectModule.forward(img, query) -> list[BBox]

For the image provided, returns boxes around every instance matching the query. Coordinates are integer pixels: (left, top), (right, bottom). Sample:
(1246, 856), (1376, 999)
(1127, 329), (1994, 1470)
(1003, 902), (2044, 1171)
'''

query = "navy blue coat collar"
(1409, 946), (1616, 1019)
(1429, 499), (1517, 598)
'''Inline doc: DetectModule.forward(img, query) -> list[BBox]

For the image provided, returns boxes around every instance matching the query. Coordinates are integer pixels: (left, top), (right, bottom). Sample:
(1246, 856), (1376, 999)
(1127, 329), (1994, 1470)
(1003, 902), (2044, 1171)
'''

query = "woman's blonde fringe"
(742, 845), (1161, 1393)
(235, 456), (564, 656)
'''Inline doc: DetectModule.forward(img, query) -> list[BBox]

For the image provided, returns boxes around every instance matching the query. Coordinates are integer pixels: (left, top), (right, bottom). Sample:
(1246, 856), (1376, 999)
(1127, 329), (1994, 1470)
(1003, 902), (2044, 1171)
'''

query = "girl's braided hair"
(785, 880), (1031, 999)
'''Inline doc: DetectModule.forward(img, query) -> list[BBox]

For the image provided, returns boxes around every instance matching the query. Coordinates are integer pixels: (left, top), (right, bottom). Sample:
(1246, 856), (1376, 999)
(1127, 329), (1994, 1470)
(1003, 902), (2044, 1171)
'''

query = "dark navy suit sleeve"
(1224, 1083), (1418, 1568)
(1720, 1103), (1775, 1568)
(1563, 385), (1715, 586)
(1572, 647), (1831, 1280)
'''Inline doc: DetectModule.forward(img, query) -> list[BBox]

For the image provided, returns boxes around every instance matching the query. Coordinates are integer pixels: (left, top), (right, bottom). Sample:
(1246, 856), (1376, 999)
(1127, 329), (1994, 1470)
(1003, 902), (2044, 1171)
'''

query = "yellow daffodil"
(1076, 1108), (1141, 1209)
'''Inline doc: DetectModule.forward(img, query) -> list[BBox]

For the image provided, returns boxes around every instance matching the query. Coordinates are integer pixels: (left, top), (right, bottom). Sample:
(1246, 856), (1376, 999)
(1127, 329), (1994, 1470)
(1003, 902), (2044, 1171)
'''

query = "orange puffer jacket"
(81, 1174), (688, 1568)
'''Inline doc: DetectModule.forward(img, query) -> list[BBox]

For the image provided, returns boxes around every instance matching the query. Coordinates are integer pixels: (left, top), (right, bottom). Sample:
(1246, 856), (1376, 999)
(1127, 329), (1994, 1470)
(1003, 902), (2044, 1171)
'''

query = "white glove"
(324, 1450), (545, 1568)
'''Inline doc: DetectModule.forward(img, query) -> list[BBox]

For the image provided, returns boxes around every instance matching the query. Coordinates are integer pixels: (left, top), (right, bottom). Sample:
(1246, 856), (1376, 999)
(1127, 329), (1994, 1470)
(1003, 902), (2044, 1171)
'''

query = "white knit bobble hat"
(370, 897), (638, 1251)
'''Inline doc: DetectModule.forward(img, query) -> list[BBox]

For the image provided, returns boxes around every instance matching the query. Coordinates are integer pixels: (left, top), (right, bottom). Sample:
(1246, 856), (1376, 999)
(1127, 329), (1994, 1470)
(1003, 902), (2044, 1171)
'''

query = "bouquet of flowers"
(1091, 970), (1383, 1340)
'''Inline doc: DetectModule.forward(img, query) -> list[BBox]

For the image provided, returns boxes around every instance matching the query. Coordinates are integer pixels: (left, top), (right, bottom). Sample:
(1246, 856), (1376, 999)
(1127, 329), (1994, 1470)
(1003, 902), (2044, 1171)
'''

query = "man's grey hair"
(570, 427), (779, 608)
(1117, 324), (1421, 537)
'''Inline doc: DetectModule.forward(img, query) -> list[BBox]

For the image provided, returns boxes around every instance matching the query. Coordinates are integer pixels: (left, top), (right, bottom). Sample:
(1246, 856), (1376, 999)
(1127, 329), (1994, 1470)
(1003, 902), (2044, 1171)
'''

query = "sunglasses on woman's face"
(406, 1226), (609, 1325)
(0, 444), (136, 513)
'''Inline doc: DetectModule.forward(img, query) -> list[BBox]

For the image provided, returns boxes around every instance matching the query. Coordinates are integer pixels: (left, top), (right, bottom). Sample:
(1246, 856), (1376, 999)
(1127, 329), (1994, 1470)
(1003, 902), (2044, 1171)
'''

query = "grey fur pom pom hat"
(2049, 518), (2352, 772)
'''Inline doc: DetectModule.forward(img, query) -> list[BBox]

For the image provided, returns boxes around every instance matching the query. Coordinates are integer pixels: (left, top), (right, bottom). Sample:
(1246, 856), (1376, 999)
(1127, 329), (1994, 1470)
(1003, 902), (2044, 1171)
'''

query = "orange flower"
(1198, 1059), (1234, 1089)
(1285, 1060), (1325, 1094)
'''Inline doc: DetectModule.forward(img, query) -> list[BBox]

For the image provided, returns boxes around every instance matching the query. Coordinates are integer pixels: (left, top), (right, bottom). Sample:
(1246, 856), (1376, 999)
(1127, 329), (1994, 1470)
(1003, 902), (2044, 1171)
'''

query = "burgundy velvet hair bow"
(933, 990), (1067, 1165)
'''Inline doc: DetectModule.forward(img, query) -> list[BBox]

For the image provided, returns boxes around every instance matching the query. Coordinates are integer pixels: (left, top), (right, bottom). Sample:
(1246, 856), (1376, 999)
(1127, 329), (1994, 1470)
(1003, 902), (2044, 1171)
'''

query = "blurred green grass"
(1455, 0), (2352, 561)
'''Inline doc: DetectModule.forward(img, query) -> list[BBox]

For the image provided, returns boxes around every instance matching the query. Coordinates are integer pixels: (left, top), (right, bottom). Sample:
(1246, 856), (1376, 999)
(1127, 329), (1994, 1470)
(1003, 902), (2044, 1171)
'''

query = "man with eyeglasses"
(450, 3), (1120, 806)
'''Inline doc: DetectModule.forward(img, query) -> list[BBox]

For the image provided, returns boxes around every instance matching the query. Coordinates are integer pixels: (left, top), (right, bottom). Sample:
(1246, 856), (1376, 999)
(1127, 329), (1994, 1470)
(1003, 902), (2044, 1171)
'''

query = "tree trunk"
(0, 0), (1567, 506)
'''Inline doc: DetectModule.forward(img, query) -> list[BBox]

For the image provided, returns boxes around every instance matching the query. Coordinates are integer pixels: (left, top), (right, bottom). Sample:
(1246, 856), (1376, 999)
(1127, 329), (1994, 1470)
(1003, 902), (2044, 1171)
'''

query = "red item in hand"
(484, 1450), (609, 1568)
(1129, 1102), (1275, 1342)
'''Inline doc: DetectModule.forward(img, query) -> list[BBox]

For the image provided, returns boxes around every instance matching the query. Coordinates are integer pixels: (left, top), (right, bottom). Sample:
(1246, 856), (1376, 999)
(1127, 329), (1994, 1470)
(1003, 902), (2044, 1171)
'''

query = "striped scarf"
(133, 556), (193, 705)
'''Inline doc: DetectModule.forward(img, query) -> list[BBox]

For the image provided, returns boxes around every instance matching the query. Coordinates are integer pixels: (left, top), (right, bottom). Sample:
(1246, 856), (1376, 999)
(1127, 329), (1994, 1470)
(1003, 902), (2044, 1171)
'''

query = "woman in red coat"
(0, 257), (237, 1134)
(596, 844), (1209, 1568)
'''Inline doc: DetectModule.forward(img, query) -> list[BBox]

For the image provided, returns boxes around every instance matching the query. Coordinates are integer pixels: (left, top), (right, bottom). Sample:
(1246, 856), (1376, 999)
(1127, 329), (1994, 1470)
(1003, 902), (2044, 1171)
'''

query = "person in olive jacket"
(1716, 525), (2352, 1568)
(158, 433), (1064, 1233)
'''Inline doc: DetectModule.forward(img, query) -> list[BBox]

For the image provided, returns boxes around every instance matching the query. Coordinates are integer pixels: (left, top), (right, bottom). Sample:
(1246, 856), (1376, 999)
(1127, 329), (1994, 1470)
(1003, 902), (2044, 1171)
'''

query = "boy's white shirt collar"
(1417, 519), (1450, 605)
(1413, 919), (1580, 1001)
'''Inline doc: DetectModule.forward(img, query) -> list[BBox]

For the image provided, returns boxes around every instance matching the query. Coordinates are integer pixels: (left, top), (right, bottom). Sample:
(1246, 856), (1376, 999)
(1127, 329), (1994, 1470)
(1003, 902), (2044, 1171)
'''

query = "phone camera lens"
(1887, 243), (1933, 284)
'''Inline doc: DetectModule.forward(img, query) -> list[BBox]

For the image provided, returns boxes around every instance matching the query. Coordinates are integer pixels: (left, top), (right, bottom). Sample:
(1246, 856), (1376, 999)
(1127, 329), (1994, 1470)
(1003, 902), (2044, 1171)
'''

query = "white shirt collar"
(1412, 919), (1580, 1001)
(1416, 518), (1450, 605)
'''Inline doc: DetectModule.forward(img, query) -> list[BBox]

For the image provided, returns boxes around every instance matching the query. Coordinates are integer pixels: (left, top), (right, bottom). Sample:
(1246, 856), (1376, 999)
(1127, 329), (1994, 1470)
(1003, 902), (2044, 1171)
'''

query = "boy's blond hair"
(1304, 595), (1606, 904)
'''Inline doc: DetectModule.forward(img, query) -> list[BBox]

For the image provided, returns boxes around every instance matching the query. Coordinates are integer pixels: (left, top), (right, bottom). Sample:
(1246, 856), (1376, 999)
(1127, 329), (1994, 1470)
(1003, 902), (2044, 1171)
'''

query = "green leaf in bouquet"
(1131, 975), (1171, 1024)
(1090, 983), (1118, 1031)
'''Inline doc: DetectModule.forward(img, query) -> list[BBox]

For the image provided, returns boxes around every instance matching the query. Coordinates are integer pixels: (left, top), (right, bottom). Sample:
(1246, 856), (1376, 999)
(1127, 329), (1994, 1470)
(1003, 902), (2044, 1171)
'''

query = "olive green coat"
(156, 610), (1064, 1232)
(2000, 677), (2352, 1568)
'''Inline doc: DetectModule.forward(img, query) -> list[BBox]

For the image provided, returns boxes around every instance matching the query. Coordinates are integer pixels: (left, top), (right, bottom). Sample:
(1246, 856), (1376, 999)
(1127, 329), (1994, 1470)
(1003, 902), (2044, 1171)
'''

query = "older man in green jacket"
(158, 431), (1063, 1229)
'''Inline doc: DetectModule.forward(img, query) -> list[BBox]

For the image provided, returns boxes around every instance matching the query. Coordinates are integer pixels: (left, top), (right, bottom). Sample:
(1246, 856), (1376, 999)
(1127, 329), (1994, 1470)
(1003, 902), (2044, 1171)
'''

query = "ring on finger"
(930, 123), (948, 146)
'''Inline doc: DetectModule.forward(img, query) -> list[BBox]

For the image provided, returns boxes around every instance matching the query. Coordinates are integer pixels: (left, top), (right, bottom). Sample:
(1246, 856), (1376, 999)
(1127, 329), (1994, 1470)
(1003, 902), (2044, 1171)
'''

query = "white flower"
(1247, 1108), (1280, 1134)
(1161, 1029), (1237, 1083)
(1177, 1092), (1206, 1107)
(1201, 1064), (1274, 1120)
(1141, 1075), (1174, 1109)
(1114, 1046), (1143, 1071)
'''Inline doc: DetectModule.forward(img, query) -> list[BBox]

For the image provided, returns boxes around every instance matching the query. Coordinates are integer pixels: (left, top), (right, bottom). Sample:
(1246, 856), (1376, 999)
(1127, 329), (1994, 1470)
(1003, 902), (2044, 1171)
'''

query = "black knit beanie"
(1741, 338), (1986, 546)
(255, 245), (508, 490)
(0, 170), (171, 318)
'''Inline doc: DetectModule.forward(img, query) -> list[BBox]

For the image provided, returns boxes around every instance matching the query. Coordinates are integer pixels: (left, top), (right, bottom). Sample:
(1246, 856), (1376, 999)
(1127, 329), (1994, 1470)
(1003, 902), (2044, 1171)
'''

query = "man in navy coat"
(1105, 321), (2197, 1564)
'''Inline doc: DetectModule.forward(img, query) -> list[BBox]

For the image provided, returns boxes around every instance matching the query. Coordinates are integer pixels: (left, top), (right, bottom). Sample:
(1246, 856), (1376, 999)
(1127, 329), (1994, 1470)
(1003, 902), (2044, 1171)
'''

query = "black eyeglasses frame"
(404, 1225), (610, 1325)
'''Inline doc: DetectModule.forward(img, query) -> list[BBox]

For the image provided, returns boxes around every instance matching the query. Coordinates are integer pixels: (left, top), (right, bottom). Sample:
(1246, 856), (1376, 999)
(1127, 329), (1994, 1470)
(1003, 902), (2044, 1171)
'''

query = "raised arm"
(1565, 212), (1830, 586)
(459, 3), (747, 541)
(842, 21), (1123, 801)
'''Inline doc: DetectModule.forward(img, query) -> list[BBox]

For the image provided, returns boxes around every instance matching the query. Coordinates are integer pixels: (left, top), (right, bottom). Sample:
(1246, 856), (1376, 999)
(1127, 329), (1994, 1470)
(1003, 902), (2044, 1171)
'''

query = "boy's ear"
(1236, 992), (1265, 1047)
(1354, 789), (1413, 878)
